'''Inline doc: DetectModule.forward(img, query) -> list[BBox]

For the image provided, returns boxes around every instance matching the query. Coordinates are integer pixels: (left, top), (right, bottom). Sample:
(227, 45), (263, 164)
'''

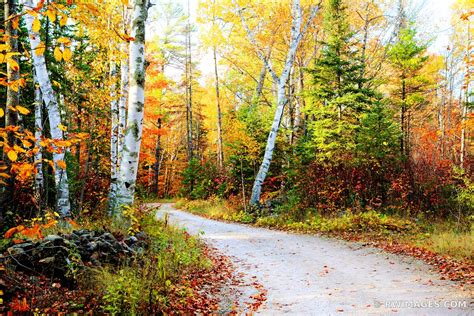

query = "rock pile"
(2, 229), (148, 281)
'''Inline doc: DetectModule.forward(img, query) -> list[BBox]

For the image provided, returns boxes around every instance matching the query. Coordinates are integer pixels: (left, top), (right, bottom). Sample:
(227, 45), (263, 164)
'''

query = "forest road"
(155, 203), (472, 316)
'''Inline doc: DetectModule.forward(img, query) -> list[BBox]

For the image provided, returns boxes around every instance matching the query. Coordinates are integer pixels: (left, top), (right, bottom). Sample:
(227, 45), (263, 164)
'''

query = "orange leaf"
(4, 227), (18, 238)
(56, 160), (67, 169)
(66, 218), (79, 227)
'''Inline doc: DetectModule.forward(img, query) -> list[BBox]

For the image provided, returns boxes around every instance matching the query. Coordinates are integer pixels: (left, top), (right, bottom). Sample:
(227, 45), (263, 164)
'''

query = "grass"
(413, 226), (474, 262)
(91, 212), (211, 314)
(175, 198), (473, 263)
(175, 197), (254, 223)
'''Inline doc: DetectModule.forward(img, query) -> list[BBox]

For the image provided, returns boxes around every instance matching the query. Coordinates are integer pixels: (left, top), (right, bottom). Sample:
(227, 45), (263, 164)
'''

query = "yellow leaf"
(121, 0), (128, 5)
(16, 105), (30, 115)
(14, 145), (26, 153)
(59, 15), (68, 27)
(22, 140), (33, 148)
(56, 160), (67, 169)
(7, 151), (17, 162)
(32, 18), (41, 33)
(57, 37), (71, 45)
(62, 47), (72, 61)
(0, 108), (4, 118)
(54, 47), (62, 61)
(0, 173), (9, 178)
(52, 80), (61, 88)
(36, 42), (46, 56)
(45, 9), (56, 23)
(7, 58), (19, 71)
(58, 124), (67, 131)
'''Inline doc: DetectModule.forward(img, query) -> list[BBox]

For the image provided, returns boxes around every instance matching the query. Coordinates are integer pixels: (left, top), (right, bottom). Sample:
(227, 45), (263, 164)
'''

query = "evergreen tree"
(305, 0), (375, 162)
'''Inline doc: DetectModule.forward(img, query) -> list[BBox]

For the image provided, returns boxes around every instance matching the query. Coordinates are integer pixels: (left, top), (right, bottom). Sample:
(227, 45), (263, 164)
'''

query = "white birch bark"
(23, 0), (71, 217)
(34, 81), (44, 201)
(235, 0), (319, 206)
(108, 61), (119, 211)
(114, 0), (149, 213)
(118, 42), (129, 157)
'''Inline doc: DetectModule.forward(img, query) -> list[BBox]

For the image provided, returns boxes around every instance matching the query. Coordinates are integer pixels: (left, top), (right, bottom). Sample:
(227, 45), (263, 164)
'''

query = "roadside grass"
(413, 229), (474, 262)
(92, 212), (211, 313)
(175, 198), (254, 223)
(175, 198), (473, 264)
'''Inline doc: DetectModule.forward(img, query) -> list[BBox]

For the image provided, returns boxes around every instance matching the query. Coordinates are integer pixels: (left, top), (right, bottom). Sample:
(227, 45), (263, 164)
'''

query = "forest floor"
(156, 203), (473, 315)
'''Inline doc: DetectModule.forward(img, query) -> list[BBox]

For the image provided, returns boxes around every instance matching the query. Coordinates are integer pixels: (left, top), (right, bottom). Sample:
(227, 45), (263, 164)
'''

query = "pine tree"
(305, 0), (375, 162)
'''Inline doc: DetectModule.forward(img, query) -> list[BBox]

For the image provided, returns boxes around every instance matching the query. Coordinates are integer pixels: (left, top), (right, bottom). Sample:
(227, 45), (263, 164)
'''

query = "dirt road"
(156, 203), (472, 315)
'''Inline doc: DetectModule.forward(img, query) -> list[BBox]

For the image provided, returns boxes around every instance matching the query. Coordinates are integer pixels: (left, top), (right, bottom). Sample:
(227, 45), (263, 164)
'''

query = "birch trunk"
(114, 0), (149, 212)
(34, 81), (44, 204)
(23, 0), (71, 217)
(108, 61), (119, 211)
(118, 42), (129, 157)
(236, 0), (319, 205)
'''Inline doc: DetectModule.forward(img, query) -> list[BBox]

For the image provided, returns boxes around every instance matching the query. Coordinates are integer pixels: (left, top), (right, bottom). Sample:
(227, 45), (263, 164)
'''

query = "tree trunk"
(34, 81), (44, 207)
(108, 61), (119, 211)
(213, 46), (224, 169)
(153, 117), (162, 195)
(1, 0), (20, 224)
(114, 0), (149, 212)
(185, 0), (193, 161)
(400, 78), (406, 156)
(118, 36), (129, 157)
(4, 0), (19, 138)
(23, 0), (71, 217)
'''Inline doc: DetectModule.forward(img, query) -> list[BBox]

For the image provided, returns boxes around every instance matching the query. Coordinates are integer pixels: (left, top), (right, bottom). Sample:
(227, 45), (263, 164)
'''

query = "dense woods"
(0, 0), (473, 313)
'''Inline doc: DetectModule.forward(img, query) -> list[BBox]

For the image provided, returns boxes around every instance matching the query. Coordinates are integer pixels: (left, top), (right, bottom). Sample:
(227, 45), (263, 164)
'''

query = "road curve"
(156, 203), (472, 315)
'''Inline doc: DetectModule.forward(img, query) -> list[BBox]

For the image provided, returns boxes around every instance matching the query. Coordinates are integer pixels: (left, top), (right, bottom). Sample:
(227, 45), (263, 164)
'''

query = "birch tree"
(235, 0), (319, 206)
(118, 42), (129, 157)
(23, 0), (71, 217)
(113, 0), (150, 213)
(34, 80), (44, 205)
(108, 60), (119, 211)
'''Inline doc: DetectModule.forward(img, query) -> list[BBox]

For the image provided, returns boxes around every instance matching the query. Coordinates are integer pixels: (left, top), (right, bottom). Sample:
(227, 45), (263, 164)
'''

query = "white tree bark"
(113, 0), (149, 213)
(118, 42), (129, 157)
(23, 0), (71, 217)
(34, 80), (44, 202)
(235, 0), (319, 206)
(108, 61), (119, 211)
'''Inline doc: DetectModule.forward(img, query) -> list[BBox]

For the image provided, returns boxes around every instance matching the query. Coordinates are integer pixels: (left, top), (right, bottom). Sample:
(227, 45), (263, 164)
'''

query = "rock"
(39, 256), (56, 264)
(3, 229), (150, 281)
(86, 241), (97, 252)
(7, 242), (35, 255)
(101, 232), (115, 242)
(44, 235), (65, 246)
(124, 236), (138, 246)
